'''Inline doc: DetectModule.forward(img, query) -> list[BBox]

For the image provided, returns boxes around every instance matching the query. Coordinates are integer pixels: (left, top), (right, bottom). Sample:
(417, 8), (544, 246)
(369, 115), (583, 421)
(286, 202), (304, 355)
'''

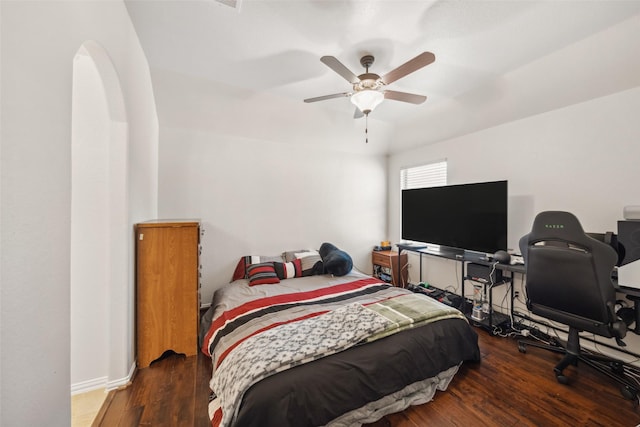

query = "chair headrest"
(529, 211), (588, 244)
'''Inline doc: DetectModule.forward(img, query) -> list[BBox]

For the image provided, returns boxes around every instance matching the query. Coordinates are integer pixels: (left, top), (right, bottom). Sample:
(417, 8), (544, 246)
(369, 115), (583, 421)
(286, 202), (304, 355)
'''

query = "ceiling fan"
(304, 52), (435, 119)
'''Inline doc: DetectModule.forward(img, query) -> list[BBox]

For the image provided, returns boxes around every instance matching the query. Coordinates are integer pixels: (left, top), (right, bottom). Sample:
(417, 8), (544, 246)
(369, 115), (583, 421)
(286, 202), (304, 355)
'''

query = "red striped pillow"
(273, 259), (302, 279)
(231, 255), (283, 281)
(247, 262), (280, 286)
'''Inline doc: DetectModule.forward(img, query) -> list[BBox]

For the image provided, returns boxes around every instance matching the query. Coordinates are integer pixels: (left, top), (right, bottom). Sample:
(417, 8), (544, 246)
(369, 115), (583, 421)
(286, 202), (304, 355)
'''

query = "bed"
(200, 249), (481, 427)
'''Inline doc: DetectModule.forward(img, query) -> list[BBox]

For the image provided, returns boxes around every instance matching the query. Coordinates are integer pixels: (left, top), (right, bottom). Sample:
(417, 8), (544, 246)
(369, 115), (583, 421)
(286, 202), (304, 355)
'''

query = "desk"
(397, 245), (640, 361)
(397, 244), (526, 332)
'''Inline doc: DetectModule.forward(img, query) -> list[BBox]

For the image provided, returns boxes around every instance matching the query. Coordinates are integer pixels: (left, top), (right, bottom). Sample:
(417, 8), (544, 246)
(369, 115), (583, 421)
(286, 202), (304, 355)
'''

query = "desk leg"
(397, 249), (403, 288)
(460, 262), (465, 312)
(488, 281), (493, 331)
(510, 272), (515, 326)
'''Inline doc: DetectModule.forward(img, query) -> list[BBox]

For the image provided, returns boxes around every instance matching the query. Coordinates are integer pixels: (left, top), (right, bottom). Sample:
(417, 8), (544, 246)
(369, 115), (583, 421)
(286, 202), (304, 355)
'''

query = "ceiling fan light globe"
(350, 90), (384, 114)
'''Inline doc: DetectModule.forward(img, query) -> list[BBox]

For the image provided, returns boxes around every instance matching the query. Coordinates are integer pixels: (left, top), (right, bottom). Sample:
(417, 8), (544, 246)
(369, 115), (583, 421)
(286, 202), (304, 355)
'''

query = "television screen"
(401, 180), (508, 254)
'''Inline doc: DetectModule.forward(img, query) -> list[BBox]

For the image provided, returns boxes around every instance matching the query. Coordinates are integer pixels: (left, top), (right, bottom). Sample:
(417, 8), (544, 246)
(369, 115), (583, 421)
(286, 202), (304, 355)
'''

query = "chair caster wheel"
(554, 369), (569, 385)
(556, 375), (569, 385)
(518, 342), (527, 353)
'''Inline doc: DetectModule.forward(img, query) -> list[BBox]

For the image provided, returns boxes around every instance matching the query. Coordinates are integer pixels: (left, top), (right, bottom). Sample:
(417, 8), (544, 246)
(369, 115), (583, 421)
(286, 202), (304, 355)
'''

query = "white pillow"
(295, 250), (319, 259)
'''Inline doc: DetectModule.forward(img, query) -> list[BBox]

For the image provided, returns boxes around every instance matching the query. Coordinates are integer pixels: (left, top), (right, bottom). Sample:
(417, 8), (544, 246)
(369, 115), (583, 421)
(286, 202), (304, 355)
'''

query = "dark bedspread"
(234, 317), (480, 427)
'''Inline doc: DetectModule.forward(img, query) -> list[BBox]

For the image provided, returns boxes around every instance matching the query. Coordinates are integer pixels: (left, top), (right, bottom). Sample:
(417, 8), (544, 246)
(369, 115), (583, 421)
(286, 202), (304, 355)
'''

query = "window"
(399, 160), (448, 254)
(400, 160), (447, 190)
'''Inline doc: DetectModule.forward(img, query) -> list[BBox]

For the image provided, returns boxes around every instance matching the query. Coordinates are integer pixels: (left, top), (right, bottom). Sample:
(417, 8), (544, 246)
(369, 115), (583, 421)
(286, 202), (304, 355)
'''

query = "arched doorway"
(70, 40), (130, 396)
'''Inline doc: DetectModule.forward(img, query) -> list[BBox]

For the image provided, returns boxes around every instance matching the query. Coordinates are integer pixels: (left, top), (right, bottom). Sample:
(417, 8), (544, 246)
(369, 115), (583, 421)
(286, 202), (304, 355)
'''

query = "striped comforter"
(202, 276), (466, 427)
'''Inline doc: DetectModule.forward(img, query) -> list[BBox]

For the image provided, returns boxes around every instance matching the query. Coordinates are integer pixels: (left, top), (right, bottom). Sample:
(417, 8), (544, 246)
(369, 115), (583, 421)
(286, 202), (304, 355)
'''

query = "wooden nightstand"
(372, 250), (408, 287)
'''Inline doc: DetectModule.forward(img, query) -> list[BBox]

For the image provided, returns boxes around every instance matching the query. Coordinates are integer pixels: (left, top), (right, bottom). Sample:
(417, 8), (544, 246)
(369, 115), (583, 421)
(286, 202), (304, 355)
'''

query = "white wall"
(0, 1), (157, 425)
(388, 86), (640, 358)
(71, 50), (111, 390)
(158, 127), (387, 305)
(0, 2), (3, 422)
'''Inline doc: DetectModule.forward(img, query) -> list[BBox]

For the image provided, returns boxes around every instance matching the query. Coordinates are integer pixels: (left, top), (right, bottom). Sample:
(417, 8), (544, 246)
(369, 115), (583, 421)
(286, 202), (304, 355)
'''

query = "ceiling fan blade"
(353, 108), (364, 119)
(382, 52), (435, 85)
(384, 90), (427, 104)
(304, 92), (351, 103)
(320, 56), (360, 84)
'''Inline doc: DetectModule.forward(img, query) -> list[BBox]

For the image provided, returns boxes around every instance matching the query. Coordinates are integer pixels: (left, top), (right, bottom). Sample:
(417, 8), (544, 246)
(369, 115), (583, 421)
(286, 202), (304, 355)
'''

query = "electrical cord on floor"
(590, 332), (640, 367)
(492, 324), (519, 338)
(511, 312), (553, 343)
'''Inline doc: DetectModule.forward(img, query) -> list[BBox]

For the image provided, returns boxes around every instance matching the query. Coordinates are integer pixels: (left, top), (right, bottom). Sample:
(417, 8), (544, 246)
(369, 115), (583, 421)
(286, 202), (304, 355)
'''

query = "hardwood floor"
(95, 329), (640, 426)
(94, 352), (211, 426)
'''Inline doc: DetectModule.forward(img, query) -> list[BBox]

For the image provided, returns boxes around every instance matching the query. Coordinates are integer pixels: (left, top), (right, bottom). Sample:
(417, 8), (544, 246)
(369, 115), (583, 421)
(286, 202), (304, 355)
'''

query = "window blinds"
(400, 160), (447, 190)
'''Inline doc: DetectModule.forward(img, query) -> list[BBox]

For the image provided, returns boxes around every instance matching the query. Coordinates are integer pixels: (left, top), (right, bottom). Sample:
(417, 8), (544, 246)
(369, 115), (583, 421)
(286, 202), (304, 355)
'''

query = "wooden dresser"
(372, 250), (408, 287)
(135, 220), (200, 368)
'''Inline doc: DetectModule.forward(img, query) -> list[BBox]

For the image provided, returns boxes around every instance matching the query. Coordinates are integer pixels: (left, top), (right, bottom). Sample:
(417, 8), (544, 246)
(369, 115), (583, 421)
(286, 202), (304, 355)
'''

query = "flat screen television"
(401, 180), (508, 255)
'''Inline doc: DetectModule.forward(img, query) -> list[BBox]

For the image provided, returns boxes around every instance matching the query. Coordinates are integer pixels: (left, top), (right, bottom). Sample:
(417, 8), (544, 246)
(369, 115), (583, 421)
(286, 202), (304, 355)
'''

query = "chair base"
(517, 331), (640, 402)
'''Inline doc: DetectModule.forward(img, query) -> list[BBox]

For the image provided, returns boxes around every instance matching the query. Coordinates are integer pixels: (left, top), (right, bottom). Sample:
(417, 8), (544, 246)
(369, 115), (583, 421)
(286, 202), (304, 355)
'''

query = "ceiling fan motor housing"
(354, 73), (383, 91)
(355, 55), (383, 91)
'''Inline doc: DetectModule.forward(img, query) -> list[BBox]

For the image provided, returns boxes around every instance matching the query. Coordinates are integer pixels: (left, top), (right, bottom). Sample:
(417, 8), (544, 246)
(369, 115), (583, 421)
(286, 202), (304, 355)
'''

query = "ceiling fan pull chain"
(365, 114), (369, 143)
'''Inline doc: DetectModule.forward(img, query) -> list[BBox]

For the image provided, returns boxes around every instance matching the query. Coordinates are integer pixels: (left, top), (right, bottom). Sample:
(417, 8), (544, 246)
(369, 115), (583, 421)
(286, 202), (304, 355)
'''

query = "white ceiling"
(125, 0), (640, 155)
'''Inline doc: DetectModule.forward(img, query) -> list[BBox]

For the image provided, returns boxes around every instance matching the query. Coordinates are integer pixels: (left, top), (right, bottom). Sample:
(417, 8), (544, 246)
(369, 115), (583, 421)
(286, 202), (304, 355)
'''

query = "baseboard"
(105, 361), (137, 391)
(71, 359), (138, 395)
(71, 376), (108, 395)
